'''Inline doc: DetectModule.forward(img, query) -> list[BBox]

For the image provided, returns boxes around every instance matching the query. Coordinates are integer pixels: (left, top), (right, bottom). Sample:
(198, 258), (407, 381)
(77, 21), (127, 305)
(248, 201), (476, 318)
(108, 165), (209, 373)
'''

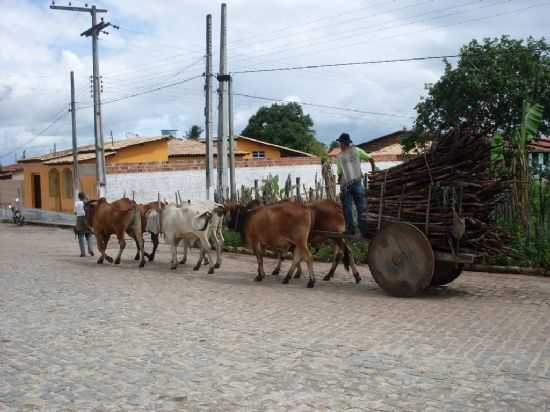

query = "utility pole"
(205, 14), (214, 200)
(217, 3), (229, 201)
(50, 2), (116, 199)
(228, 75), (236, 200)
(70, 71), (80, 198)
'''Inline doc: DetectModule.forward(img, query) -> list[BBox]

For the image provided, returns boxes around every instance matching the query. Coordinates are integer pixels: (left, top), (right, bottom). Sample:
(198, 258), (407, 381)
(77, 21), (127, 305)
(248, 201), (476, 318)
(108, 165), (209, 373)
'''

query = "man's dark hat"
(337, 133), (352, 144)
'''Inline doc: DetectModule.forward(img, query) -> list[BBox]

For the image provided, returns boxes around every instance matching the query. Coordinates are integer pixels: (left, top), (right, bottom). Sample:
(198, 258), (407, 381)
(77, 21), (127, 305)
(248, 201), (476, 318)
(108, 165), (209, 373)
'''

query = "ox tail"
(342, 243), (351, 272)
(133, 204), (145, 261)
(194, 211), (213, 232)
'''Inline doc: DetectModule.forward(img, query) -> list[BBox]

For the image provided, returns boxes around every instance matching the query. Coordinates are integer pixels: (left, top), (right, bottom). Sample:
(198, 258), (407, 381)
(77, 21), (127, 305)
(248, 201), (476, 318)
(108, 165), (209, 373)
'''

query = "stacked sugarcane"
(367, 128), (511, 256)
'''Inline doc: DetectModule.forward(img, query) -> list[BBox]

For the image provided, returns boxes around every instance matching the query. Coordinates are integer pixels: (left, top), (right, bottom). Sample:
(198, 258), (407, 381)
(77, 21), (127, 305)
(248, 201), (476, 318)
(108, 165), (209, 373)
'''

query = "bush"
(222, 227), (370, 264)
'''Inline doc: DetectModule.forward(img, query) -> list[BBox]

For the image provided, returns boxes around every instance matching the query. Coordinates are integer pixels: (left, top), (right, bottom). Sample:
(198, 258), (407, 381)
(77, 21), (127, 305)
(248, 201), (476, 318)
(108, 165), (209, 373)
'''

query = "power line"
(232, 54), (460, 75)
(79, 74), (203, 109)
(228, 0), (402, 47)
(229, 0), (438, 62)
(230, 0), (548, 71)
(0, 105), (70, 161)
(234, 92), (415, 119)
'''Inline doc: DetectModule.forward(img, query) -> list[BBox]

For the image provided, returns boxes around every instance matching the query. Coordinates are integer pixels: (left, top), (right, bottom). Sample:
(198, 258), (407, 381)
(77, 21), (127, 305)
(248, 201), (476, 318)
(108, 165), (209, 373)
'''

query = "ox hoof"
(322, 274), (332, 281)
(170, 264), (177, 270)
(114, 258), (121, 265)
(193, 265), (200, 271)
(208, 267), (215, 275)
(282, 275), (291, 284)
(105, 256), (114, 263)
(139, 260), (146, 268)
(294, 272), (302, 279)
(271, 269), (280, 276)
(97, 258), (104, 264)
(254, 274), (263, 282)
(134, 254), (140, 261)
(307, 279), (316, 288)
(354, 274), (362, 284)
(214, 263), (221, 269)
(147, 254), (155, 262)
(179, 258), (186, 265)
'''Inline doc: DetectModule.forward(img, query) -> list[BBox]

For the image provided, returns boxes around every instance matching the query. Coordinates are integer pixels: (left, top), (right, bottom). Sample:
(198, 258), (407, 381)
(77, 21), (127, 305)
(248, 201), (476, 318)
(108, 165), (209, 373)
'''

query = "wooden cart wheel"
(430, 261), (464, 287)
(367, 223), (434, 297)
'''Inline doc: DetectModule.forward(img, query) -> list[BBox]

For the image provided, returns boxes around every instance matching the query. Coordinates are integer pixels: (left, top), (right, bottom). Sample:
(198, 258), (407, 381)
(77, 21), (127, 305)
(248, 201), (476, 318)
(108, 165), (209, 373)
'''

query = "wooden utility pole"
(50, 2), (116, 199)
(205, 14), (214, 200)
(70, 71), (80, 198)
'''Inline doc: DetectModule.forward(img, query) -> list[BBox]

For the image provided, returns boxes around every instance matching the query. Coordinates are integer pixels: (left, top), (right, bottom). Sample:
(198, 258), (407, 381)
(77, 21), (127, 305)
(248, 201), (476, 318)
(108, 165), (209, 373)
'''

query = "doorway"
(32, 174), (42, 209)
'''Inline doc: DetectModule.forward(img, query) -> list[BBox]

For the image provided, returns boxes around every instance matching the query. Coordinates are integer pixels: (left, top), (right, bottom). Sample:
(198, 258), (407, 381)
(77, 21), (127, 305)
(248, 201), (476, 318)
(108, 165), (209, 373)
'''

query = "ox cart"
(316, 128), (508, 297)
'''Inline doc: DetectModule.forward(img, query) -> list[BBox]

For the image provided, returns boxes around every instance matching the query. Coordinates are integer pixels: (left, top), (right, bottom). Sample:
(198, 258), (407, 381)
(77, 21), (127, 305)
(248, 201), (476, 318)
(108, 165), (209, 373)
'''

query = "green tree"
(241, 102), (326, 156)
(328, 140), (339, 150)
(186, 125), (203, 139)
(408, 36), (550, 150)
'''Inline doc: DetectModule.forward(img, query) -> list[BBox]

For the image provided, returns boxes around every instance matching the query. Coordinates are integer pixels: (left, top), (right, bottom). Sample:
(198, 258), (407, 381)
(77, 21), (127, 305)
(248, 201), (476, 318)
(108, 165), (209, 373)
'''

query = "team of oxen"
(83, 196), (361, 288)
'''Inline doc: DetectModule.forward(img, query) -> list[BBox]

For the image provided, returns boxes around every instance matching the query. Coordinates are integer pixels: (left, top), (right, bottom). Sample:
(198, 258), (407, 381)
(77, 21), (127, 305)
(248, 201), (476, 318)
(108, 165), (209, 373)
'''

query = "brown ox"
(272, 199), (362, 284)
(85, 197), (146, 267)
(228, 201), (316, 288)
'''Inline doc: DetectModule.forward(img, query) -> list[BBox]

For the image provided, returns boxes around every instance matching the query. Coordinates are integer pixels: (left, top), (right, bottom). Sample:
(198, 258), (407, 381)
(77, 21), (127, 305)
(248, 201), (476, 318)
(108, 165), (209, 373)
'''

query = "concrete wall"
(0, 180), (24, 206)
(106, 163), (323, 203)
(105, 159), (403, 203)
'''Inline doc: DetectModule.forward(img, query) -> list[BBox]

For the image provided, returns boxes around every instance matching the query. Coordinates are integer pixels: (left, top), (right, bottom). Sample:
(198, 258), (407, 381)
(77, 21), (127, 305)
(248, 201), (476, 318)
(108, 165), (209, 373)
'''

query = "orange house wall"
(22, 161), (97, 212)
(235, 140), (281, 160)
(107, 140), (168, 164)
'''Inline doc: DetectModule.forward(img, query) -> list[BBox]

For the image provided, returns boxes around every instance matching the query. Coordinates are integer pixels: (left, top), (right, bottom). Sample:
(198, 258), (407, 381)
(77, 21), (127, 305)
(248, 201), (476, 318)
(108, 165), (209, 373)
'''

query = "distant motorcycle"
(8, 199), (24, 226)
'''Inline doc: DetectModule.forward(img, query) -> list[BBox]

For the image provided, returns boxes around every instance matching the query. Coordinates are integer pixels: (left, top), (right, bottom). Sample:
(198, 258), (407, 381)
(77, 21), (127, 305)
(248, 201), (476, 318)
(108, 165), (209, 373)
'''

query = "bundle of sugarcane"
(366, 128), (511, 256)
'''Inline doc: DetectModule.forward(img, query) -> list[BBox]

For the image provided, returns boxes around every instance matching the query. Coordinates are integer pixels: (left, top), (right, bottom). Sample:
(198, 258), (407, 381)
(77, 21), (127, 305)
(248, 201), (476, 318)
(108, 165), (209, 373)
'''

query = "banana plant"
(492, 100), (544, 229)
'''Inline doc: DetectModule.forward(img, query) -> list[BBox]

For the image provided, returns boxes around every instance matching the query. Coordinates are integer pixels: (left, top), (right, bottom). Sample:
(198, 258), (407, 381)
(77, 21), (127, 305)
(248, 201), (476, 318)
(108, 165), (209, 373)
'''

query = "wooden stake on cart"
(425, 184), (432, 236)
(377, 170), (388, 231)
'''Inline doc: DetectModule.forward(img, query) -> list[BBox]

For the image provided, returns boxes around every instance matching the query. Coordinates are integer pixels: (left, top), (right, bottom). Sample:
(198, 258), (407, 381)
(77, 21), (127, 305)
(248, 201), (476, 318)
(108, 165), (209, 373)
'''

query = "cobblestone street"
(1, 224), (550, 411)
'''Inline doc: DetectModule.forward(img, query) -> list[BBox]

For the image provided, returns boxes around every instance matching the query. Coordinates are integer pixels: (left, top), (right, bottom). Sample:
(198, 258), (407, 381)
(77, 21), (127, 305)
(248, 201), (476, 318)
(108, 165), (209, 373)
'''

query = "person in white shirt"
(74, 192), (94, 257)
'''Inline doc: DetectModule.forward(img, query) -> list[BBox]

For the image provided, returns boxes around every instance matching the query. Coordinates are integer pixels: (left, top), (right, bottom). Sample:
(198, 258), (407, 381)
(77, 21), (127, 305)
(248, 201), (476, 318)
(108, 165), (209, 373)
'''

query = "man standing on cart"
(336, 133), (376, 239)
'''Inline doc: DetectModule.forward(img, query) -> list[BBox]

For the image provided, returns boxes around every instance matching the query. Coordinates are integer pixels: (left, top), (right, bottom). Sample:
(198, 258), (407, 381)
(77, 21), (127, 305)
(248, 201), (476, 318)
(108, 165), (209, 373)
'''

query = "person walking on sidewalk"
(74, 192), (94, 257)
(336, 133), (376, 239)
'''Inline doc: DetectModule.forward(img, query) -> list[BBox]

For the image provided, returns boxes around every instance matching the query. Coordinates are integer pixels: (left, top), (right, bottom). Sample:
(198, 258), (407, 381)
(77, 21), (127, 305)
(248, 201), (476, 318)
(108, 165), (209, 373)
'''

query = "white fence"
(105, 160), (402, 203)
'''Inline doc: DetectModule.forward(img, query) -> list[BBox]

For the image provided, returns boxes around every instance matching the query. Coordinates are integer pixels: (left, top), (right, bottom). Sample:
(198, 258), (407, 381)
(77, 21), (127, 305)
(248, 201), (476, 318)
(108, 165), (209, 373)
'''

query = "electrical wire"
(230, 0), (548, 72)
(78, 74), (203, 110)
(0, 105), (70, 161)
(228, 0), (510, 68)
(232, 54), (460, 75)
(233, 92), (415, 119)
(229, 0), (439, 61)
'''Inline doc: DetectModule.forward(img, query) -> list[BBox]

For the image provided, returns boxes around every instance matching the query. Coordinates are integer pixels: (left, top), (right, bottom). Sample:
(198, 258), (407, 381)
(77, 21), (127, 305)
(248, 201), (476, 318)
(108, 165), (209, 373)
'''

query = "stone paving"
(1, 224), (550, 411)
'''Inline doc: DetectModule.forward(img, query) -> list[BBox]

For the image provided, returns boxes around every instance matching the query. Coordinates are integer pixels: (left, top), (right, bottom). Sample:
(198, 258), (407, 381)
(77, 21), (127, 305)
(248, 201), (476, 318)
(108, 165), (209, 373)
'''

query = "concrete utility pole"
(70, 71), (80, 198)
(50, 2), (115, 199)
(205, 14), (214, 200)
(217, 3), (229, 201)
(228, 75), (236, 200)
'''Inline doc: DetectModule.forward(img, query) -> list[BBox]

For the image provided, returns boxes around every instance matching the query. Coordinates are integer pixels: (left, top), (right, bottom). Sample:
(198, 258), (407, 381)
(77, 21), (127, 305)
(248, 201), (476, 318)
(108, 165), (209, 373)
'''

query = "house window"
(252, 151), (266, 159)
(62, 169), (73, 199)
(48, 169), (60, 198)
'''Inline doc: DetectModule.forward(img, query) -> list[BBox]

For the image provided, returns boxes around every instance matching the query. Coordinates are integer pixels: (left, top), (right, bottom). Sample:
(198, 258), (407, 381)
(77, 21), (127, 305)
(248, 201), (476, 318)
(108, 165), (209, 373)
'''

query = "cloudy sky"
(0, 0), (548, 163)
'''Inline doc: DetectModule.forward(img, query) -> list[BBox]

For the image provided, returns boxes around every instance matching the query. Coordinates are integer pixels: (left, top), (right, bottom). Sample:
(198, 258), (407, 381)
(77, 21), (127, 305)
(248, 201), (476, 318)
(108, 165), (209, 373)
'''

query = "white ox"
(150, 203), (217, 274)
(179, 200), (225, 269)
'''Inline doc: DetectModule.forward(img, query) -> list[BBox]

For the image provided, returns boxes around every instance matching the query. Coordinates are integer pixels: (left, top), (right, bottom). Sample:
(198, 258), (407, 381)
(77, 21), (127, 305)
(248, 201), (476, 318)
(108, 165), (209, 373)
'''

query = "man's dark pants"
(340, 180), (368, 238)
